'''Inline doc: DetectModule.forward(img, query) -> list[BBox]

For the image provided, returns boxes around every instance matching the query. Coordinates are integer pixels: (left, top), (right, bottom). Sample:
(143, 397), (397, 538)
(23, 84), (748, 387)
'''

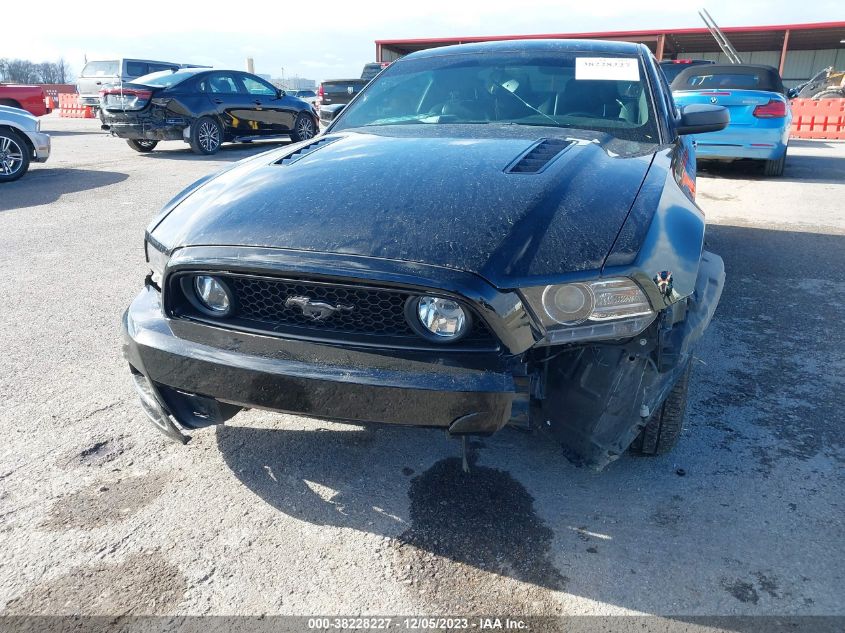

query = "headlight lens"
(525, 278), (655, 344)
(410, 296), (469, 341)
(542, 283), (593, 324)
(193, 276), (232, 315)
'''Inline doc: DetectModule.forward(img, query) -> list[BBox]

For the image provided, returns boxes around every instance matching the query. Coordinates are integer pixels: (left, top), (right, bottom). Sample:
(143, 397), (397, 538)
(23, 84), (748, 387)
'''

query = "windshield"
(132, 69), (197, 88)
(332, 51), (658, 142)
(81, 61), (119, 77)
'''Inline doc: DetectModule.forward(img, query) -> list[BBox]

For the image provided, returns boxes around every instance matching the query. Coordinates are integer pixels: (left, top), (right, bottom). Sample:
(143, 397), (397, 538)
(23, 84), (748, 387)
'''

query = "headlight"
(542, 283), (593, 324)
(523, 278), (655, 344)
(193, 275), (233, 316)
(144, 234), (168, 286)
(406, 296), (470, 342)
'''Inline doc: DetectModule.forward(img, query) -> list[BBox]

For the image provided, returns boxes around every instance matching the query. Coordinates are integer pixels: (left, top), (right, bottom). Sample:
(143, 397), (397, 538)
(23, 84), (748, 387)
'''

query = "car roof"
(658, 59), (714, 65)
(404, 38), (643, 60)
(670, 63), (784, 92)
(681, 63), (780, 73)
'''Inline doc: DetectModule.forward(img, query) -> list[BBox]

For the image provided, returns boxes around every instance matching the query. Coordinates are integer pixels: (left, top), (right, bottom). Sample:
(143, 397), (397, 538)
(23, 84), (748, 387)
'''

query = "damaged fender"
(540, 251), (724, 469)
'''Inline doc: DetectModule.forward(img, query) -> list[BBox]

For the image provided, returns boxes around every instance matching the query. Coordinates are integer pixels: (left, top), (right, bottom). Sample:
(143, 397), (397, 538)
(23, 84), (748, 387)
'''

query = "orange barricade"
(790, 98), (845, 140)
(58, 93), (95, 119)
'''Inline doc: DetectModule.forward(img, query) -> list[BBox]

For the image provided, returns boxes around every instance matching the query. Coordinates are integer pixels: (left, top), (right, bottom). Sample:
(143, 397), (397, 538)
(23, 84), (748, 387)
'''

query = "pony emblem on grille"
(284, 296), (354, 321)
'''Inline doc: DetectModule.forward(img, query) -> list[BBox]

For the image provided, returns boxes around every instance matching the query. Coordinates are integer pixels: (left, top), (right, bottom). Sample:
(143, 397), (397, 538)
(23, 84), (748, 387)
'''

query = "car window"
(125, 62), (148, 77)
(242, 76), (277, 96)
(654, 61), (678, 119)
(134, 69), (196, 88)
(676, 72), (760, 90)
(81, 61), (119, 77)
(298, 90), (316, 98)
(199, 73), (244, 94)
(322, 82), (362, 92)
(334, 51), (659, 143)
(148, 63), (177, 73)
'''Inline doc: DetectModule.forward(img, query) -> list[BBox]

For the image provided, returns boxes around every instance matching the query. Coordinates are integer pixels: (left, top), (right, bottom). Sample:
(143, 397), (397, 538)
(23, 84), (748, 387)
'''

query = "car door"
(198, 72), (253, 136)
(239, 74), (297, 134)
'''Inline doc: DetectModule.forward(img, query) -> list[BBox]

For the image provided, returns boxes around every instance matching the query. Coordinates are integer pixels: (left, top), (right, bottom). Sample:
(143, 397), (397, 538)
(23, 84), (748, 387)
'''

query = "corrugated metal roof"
(377, 21), (845, 57)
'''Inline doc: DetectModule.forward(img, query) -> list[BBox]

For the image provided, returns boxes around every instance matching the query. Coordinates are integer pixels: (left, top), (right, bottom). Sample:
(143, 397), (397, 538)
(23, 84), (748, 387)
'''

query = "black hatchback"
(100, 68), (319, 154)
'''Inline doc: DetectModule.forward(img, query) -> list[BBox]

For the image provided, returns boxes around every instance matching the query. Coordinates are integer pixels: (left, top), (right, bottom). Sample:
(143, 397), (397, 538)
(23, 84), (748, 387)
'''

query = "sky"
(3, 0), (841, 83)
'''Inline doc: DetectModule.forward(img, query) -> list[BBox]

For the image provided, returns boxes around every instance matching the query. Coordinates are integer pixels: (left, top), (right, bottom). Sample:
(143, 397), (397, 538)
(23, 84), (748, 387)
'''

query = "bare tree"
(0, 58), (74, 84)
(37, 62), (59, 84)
(3, 59), (39, 83)
(55, 58), (72, 84)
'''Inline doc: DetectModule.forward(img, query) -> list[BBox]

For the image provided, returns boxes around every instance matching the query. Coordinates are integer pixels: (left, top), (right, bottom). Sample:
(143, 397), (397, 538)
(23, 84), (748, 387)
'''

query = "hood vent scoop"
(506, 139), (572, 174)
(276, 137), (339, 166)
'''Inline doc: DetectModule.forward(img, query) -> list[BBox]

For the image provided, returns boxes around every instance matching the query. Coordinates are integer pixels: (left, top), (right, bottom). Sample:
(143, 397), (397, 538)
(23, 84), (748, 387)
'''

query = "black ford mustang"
(123, 40), (729, 469)
(100, 68), (318, 155)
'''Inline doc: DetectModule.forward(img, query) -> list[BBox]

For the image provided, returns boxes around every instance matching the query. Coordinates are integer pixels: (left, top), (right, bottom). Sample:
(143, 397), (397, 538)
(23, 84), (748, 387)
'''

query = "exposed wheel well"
(0, 99), (23, 109)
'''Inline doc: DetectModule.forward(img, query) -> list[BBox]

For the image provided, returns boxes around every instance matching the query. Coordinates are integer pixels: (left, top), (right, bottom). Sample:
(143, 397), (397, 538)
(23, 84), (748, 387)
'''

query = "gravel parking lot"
(0, 115), (843, 620)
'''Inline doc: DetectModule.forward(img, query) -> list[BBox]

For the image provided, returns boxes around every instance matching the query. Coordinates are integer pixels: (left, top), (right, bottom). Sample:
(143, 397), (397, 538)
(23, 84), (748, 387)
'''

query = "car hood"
(151, 129), (655, 288)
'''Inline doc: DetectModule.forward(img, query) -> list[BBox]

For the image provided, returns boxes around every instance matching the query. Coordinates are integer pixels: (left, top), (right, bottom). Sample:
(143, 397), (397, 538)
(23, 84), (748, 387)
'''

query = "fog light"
(412, 296), (469, 340)
(194, 275), (231, 315)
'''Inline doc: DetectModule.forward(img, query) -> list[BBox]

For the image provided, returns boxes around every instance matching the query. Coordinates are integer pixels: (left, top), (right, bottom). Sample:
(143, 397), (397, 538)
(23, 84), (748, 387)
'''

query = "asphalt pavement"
(0, 116), (842, 621)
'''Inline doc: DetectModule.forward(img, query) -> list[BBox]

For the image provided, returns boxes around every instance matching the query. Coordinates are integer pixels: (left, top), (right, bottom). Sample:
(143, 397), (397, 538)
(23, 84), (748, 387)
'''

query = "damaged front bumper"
(123, 286), (520, 443)
(123, 252), (724, 469)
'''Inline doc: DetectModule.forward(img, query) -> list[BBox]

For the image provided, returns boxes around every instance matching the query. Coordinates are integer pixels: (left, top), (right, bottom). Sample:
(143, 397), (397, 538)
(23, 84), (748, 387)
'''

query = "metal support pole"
(779, 29), (791, 77)
(656, 33), (666, 61)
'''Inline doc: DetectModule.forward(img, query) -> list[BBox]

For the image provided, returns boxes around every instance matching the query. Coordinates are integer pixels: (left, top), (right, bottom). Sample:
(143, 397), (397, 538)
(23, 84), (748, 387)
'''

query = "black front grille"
(175, 274), (498, 350)
(232, 277), (413, 336)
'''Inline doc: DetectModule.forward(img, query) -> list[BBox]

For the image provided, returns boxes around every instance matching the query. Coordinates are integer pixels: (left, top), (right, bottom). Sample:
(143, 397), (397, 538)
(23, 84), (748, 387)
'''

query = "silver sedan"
(0, 105), (51, 182)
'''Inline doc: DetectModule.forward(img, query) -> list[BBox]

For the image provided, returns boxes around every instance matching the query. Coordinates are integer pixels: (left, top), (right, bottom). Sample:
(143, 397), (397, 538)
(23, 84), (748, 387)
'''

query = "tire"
(0, 128), (31, 183)
(812, 89), (845, 100)
(189, 116), (223, 155)
(763, 148), (786, 177)
(630, 361), (692, 456)
(126, 139), (158, 153)
(290, 112), (316, 142)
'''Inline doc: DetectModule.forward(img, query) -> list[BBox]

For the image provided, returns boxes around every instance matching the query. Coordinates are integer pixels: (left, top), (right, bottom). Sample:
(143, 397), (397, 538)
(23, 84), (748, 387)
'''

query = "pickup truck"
(316, 78), (368, 111)
(0, 84), (51, 117)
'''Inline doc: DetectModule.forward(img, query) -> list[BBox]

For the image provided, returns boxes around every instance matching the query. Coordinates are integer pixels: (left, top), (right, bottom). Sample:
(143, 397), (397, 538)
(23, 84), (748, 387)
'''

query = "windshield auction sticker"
(575, 57), (640, 81)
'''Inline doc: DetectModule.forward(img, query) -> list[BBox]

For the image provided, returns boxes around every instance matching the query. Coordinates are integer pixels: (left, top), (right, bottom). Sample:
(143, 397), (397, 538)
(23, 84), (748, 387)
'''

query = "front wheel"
(189, 117), (223, 155)
(630, 361), (692, 456)
(127, 139), (158, 153)
(763, 149), (786, 177)
(0, 129), (31, 183)
(290, 113), (316, 142)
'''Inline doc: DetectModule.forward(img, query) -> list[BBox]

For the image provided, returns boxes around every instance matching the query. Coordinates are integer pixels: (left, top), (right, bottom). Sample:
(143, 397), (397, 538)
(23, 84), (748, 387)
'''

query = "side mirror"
(676, 104), (729, 136)
(277, 89), (286, 99)
(786, 87), (798, 100)
(319, 103), (346, 125)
